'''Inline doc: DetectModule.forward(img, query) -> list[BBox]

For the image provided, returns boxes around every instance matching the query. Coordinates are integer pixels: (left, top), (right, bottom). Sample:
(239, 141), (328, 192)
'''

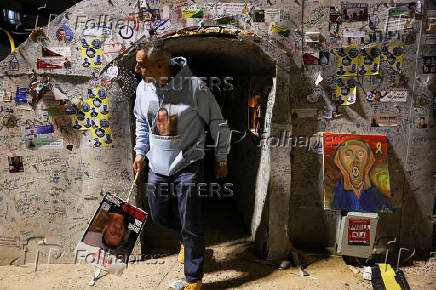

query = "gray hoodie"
(134, 57), (231, 176)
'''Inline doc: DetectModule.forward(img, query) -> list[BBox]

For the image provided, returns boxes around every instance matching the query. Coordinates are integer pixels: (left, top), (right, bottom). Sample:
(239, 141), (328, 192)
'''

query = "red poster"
(348, 219), (370, 246)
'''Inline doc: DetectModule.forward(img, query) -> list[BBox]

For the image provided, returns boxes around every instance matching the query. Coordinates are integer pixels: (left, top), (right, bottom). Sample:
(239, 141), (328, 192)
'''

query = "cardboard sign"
(348, 219), (370, 246)
(75, 194), (147, 275)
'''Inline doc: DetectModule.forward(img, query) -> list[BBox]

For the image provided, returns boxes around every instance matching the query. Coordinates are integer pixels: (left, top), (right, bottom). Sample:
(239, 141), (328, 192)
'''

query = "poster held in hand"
(75, 192), (147, 275)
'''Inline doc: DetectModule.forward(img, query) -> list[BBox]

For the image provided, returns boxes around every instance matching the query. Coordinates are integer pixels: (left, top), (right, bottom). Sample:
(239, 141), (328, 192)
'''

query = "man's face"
(58, 30), (66, 42)
(157, 110), (170, 135)
(338, 144), (369, 189)
(135, 50), (161, 82)
(103, 213), (125, 247)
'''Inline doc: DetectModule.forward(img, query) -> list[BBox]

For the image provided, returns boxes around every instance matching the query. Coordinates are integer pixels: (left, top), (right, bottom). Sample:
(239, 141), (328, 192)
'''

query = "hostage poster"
(75, 194), (147, 274)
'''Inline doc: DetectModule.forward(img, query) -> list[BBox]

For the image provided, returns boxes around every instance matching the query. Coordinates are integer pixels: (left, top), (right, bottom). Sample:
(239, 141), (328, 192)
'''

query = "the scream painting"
(322, 133), (392, 212)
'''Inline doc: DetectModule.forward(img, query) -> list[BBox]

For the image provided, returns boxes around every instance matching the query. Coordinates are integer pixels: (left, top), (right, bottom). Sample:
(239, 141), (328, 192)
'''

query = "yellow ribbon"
(0, 27), (15, 53)
(376, 142), (382, 154)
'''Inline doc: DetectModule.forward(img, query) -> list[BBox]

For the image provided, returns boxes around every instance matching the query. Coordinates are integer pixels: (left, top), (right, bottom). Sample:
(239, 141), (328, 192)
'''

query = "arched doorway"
(122, 34), (279, 257)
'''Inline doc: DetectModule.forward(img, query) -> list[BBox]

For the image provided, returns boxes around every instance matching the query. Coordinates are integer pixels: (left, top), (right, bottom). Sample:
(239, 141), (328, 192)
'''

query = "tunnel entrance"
(130, 35), (276, 255)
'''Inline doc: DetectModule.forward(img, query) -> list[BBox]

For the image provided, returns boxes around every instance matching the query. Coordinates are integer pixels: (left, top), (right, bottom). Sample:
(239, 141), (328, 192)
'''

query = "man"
(133, 42), (230, 290)
(330, 139), (392, 212)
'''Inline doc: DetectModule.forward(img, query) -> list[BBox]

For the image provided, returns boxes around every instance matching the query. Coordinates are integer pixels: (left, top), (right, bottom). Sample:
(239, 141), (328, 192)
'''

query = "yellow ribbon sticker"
(376, 142), (382, 154)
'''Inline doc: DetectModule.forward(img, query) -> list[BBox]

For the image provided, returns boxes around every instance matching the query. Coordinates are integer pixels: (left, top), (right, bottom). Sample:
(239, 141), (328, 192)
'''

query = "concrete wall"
(0, 0), (297, 264)
(0, 0), (435, 265)
(289, 0), (436, 253)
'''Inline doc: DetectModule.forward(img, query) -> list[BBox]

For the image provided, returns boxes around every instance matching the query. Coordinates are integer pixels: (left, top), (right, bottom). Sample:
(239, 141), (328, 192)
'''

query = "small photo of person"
(371, 117), (379, 127)
(56, 26), (73, 45)
(8, 156), (24, 173)
(253, 10), (265, 22)
(417, 117), (428, 128)
(57, 28), (67, 44)
(63, 58), (72, 69)
(156, 108), (170, 136)
(151, 9), (161, 21)
(2, 90), (11, 101)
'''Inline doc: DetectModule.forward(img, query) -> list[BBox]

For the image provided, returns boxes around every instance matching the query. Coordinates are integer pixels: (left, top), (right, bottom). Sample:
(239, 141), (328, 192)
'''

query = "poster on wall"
(336, 46), (359, 76)
(335, 76), (357, 105)
(322, 133), (392, 212)
(381, 44), (404, 74)
(81, 36), (103, 67)
(69, 87), (112, 147)
(386, 5), (413, 32)
(75, 194), (147, 274)
(359, 45), (380, 76)
(348, 218), (370, 246)
(341, 3), (368, 22)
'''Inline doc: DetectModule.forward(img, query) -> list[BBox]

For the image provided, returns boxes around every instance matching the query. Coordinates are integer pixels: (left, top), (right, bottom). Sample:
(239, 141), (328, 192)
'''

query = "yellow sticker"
(81, 36), (103, 68)
(71, 87), (112, 147)
(335, 76), (357, 106)
(271, 24), (290, 37)
(182, 10), (203, 18)
(359, 45), (381, 76)
(336, 46), (359, 77)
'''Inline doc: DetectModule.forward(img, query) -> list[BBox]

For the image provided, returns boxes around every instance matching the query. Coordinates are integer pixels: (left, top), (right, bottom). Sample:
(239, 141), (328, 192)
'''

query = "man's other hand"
(216, 162), (228, 179)
(133, 154), (146, 173)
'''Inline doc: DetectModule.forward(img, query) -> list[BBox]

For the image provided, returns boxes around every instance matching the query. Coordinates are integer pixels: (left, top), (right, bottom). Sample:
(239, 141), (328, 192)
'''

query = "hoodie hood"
(156, 56), (193, 92)
(168, 56), (189, 78)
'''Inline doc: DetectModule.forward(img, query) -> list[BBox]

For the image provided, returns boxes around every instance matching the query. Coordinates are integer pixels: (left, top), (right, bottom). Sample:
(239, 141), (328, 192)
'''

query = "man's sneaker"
(178, 243), (184, 264)
(184, 280), (202, 290)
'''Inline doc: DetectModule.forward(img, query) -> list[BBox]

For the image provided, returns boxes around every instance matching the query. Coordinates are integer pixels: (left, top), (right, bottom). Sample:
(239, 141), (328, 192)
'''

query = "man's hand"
(216, 162), (228, 179)
(133, 154), (146, 173)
